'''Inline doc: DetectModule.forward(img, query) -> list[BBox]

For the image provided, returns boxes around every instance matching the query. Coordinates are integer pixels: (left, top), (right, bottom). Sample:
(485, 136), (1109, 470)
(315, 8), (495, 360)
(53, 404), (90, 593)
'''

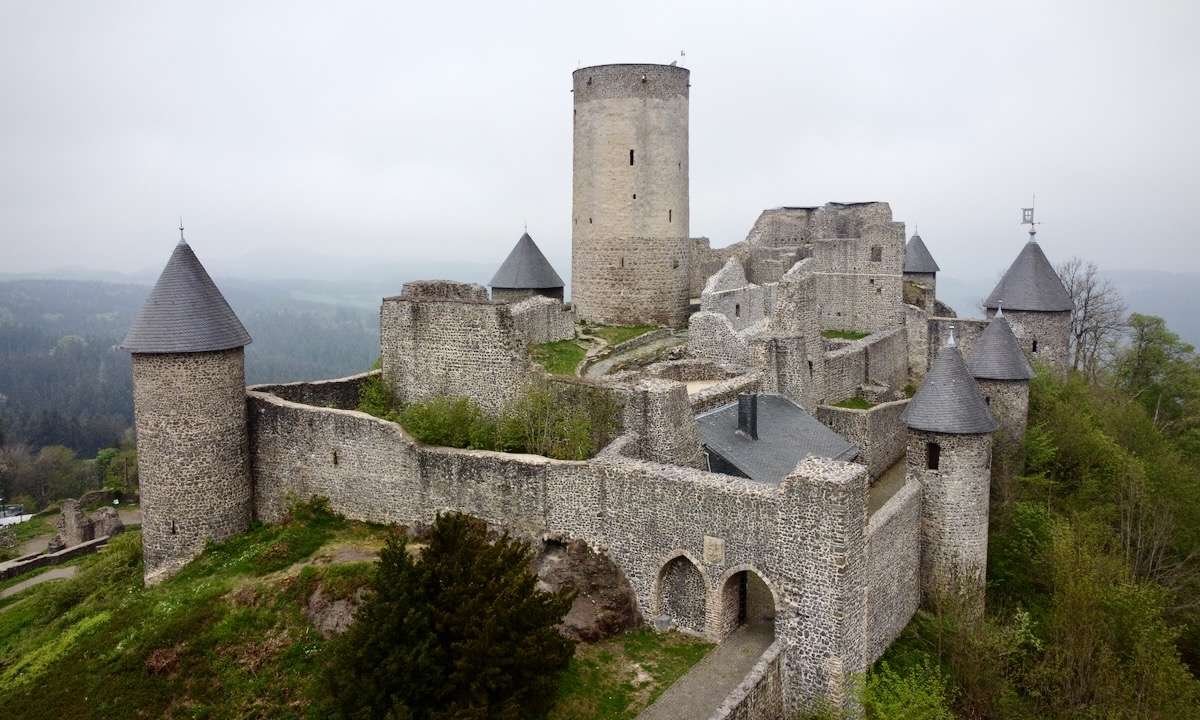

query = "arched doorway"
(718, 568), (775, 640)
(657, 555), (706, 634)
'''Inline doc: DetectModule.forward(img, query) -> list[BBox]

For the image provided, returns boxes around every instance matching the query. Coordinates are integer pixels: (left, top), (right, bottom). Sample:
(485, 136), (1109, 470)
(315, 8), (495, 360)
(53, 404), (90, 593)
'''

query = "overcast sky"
(1, 0), (1196, 289)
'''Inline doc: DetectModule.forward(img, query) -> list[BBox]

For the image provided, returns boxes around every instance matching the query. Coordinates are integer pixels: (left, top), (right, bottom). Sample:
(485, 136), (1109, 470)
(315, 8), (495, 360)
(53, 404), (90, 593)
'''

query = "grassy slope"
(0, 506), (708, 720)
(822, 329), (870, 341)
(532, 339), (588, 375)
(589, 325), (658, 346)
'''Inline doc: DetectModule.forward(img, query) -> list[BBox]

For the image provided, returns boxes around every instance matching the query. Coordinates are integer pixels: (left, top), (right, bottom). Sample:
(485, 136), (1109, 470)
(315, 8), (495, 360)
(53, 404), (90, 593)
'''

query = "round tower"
(121, 234), (253, 584)
(984, 237), (1072, 371)
(901, 328), (998, 614)
(571, 63), (690, 328)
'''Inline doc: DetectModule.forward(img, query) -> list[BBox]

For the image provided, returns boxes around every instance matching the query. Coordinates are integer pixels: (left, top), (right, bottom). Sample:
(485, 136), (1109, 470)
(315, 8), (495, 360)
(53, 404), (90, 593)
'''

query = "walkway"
(0, 566), (77, 601)
(584, 333), (685, 379)
(637, 623), (775, 720)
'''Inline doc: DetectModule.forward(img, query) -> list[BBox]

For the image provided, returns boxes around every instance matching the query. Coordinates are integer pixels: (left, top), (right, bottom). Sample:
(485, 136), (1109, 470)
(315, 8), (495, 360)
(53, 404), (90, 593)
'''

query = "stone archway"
(656, 554), (707, 634)
(717, 566), (777, 640)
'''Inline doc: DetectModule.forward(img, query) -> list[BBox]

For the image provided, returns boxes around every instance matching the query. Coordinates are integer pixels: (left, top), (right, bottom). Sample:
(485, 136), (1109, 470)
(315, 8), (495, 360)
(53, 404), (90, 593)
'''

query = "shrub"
(324, 512), (574, 720)
(356, 373), (395, 419)
(862, 660), (955, 720)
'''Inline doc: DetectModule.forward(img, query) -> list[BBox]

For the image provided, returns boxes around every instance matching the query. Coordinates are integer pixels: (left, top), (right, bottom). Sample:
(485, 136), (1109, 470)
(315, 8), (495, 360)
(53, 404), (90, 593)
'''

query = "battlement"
(572, 63), (690, 102)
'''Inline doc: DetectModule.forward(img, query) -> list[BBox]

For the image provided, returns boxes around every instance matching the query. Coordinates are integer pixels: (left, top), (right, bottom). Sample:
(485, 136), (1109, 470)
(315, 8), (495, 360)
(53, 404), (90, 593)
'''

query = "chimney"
(736, 394), (758, 440)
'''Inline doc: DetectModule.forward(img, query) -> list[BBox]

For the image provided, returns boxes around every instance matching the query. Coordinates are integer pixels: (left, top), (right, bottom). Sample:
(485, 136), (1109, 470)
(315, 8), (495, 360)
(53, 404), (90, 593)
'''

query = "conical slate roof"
(984, 240), (1072, 312)
(904, 234), (940, 273)
(967, 315), (1033, 381)
(901, 341), (997, 434)
(489, 232), (564, 290)
(120, 241), (251, 354)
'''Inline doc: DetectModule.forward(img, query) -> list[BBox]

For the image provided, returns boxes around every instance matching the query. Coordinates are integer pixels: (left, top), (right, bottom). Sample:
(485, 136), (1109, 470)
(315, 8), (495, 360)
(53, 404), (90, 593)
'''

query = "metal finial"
(178, 217), (185, 244)
(996, 301), (1004, 318)
(947, 323), (957, 348)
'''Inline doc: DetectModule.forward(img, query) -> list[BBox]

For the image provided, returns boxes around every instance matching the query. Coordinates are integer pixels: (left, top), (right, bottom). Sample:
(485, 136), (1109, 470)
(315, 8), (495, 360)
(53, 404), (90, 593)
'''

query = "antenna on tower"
(1020, 195), (1040, 241)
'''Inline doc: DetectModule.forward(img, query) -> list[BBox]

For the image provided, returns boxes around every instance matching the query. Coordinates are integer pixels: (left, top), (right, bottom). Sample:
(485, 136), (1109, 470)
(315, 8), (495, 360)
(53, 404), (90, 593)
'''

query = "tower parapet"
(121, 236), (253, 584)
(571, 63), (691, 328)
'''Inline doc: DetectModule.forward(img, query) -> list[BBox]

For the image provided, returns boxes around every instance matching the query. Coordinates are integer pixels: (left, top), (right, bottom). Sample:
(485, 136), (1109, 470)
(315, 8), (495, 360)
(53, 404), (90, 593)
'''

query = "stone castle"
(120, 63), (1072, 718)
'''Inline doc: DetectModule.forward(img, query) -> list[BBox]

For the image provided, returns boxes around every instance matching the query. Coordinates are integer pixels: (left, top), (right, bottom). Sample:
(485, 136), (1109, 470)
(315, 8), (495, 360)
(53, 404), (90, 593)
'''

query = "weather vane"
(1020, 195), (1039, 241)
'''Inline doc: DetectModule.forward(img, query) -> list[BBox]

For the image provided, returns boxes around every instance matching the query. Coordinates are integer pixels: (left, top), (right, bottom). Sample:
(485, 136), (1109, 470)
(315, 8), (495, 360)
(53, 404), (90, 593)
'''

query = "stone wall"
(379, 288), (531, 414)
(492, 287), (565, 303)
(509, 295), (576, 345)
(815, 399), (909, 479)
(712, 641), (785, 720)
(571, 63), (691, 328)
(988, 308), (1071, 371)
(689, 237), (743, 297)
(865, 479), (921, 662)
(624, 379), (705, 469)
(928, 317), (989, 369)
(248, 386), (873, 713)
(689, 372), (763, 415)
(811, 223), (905, 334)
(700, 258), (773, 332)
(908, 429), (992, 612)
(133, 349), (252, 584)
(248, 371), (374, 411)
(905, 303), (930, 379)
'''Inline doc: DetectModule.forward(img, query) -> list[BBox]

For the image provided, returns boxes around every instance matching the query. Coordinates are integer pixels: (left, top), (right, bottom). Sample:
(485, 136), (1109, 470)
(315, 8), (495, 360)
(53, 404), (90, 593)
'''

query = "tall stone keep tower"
(571, 63), (691, 328)
(901, 329), (998, 614)
(121, 235), (253, 584)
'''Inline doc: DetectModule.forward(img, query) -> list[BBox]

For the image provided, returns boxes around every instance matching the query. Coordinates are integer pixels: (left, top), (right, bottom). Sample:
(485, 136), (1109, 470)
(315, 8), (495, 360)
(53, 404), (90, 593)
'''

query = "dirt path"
(636, 624), (774, 720)
(0, 566), (78, 601)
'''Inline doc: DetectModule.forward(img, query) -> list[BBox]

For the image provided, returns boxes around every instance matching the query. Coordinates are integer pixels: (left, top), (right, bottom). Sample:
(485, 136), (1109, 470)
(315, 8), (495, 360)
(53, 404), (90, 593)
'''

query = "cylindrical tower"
(122, 237), (253, 584)
(901, 332), (997, 615)
(571, 63), (690, 328)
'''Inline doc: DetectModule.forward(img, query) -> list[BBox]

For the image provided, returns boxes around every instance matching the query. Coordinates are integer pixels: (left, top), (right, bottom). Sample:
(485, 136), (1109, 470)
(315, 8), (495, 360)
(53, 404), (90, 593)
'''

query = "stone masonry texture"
(988, 308), (1071, 371)
(133, 348), (252, 584)
(571, 64), (691, 328)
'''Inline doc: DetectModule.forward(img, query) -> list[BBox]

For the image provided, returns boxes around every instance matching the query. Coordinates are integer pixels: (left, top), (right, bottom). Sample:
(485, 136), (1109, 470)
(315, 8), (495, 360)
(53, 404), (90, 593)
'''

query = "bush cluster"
(356, 375), (621, 461)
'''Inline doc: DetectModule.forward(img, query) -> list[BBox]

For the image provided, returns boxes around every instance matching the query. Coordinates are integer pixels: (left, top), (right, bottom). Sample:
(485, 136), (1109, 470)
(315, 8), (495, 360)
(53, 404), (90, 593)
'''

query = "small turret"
(489, 231), (565, 303)
(902, 232), (940, 311)
(121, 232), (253, 584)
(902, 327), (997, 613)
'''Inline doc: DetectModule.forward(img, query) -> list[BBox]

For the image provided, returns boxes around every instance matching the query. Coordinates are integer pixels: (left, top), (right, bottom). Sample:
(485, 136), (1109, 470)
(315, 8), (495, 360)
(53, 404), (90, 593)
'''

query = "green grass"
(6, 515), (54, 545)
(549, 629), (712, 720)
(532, 339), (588, 375)
(834, 396), (874, 410)
(589, 325), (658, 347)
(822, 329), (871, 341)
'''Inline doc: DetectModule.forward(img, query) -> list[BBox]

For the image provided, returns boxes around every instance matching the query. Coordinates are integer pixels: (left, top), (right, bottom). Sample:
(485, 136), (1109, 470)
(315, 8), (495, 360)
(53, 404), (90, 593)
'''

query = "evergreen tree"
(325, 512), (574, 720)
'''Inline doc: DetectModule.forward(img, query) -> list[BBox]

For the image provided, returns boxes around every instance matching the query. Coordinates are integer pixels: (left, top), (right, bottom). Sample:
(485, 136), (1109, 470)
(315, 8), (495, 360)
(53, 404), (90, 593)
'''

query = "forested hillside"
(0, 278), (378, 456)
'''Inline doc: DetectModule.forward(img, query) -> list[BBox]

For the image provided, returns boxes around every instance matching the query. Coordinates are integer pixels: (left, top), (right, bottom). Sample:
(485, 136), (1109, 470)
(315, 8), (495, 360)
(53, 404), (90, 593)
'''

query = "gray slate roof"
(901, 344), (997, 434)
(698, 394), (859, 485)
(904, 234), (940, 273)
(984, 240), (1072, 312)
(967, 315), (1033, 381)
(489, 232), (564, 290)
(120, 241), (251, 354)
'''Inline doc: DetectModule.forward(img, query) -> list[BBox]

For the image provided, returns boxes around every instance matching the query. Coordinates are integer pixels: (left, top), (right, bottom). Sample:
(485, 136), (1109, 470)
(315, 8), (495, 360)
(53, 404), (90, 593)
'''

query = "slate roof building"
(903, 234), (940, 275)
(983, 238), (1073, 370)
(903, 233), (940, 312)
(967, 310), (1034, 450)
(902, 332), (997, 435)
(698, 393), (859, 484)
(489, 232), (566, 302)
(123, 234), (253, 584)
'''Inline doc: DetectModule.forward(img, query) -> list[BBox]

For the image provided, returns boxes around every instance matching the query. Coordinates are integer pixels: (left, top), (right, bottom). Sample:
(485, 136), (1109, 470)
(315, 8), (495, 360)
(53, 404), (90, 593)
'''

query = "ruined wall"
(688, 311), (754, 366)
(815, 399), (909, 478)
(690, 237), (743, 297)
(756, 260), (825, 410)
(745, 207), (815, 247)
(713, 641), (785, 720)
(811, 223), (905, 334)
(248, 371), (373, 411)
(379, 290), (530, 414)
(571, 63), (691, 328)
(823, 345), (866, 406)
(689, 372), (763, 414)
(509, 295), (576, 345)
(908, 429), (992, 612)
(133, 349), (251, 584)
(624, 379), (705, 469)
(865, 479), (920, 662)
(491, 287), (565, 303)
(988, 309), (1071, 371)
(905, 303), (930, 380)
(700, 258), (773, 332)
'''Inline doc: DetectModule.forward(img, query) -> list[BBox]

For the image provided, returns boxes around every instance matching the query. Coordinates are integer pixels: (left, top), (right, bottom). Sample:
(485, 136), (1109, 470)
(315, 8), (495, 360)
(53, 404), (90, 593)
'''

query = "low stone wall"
(609, 327), (673, 355)
(510, 295), (575, 345)
(248, 371), (375, 411)
(815, 398), (909, 478)
(865, 478), (920, 663)
(821, 329), (908, 405)
(711, 640), (785, 720)
(0, 535), (111, 581)
(689, 372), (763, 414)
(823, 344), (866, 404)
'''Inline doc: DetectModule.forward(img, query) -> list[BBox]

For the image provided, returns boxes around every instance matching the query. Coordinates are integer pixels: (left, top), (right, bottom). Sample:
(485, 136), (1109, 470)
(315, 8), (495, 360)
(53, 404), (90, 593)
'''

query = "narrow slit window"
(1032, 339), (1039, 353)
(630, 149), (635, 165)
(735, 303), (741, 318)
(927, 442), (941, 470)
(332, 449), (339, 466)
(171, 520), (177, 535)
(619, 257), (625, 268)
(807, 360), (814, 377)
(669, 209), (672, 222)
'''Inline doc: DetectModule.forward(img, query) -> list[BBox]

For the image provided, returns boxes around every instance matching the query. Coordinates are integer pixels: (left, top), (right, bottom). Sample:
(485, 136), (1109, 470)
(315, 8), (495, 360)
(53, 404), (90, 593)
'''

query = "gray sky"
(2, 0), (1197, 290)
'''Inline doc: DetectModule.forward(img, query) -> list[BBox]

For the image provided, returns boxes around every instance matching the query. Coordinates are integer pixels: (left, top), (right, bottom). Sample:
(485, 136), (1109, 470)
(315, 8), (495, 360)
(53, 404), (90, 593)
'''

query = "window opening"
(927, 442), (941, 470)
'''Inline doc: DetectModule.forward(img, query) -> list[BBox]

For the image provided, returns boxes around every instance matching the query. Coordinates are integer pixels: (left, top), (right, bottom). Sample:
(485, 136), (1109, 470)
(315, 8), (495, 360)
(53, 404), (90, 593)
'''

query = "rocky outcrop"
(534, 538), (642, 642)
